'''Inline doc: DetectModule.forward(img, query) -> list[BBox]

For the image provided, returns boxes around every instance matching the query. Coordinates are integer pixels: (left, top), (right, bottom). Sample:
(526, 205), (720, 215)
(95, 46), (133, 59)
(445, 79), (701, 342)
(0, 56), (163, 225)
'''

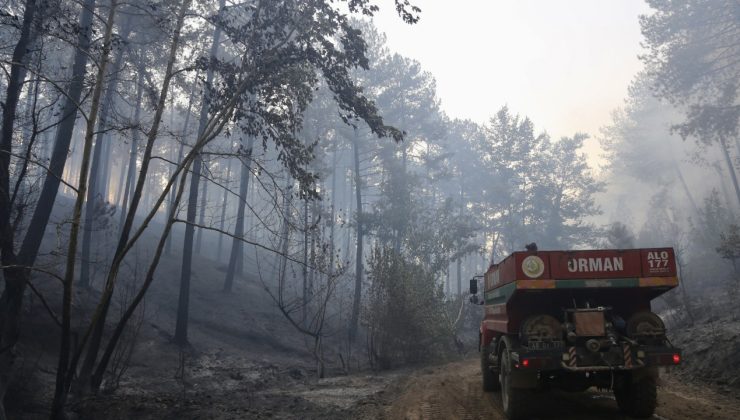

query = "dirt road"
(74, 355), (740, 419)
(376, 359), (740, 420)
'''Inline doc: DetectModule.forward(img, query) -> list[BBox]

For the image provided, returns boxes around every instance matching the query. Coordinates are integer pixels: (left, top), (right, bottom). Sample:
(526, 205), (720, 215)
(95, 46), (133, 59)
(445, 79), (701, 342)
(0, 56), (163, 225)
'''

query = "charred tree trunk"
(175, 3), (223, 345)
(195, 160), (209, 254)
(78, 58), (142, 402)
(308, 200), (317, 302)
(216, 158), (232, 259)
(713, 162), (735, 213)
(328, 147), (338, 273)
(720, 136), (740, 209)
(224, 136), (254, 292)
(165, 82), (198, 255)
(349, 127), (363, 345)
(456, 258), (462, 296)
(278, 181), (293, 293)
(114, 149), (126, 208)
(0, 0), (38, 288)
(394, 144), (408, 253)
(51, 0), (119, 415)
(175, 156), (200, 345)
(303, 193), (309, 322)
(18, 0), (96, 266)
(67, 0), (191, 399)
(674, 165), (700, 216)
(118, 66), (143, 237)
(80, 22), (131, 288)
(345, 169), (353, 263)
(0, 0), (36, 163)
(85, 0), (193, 392)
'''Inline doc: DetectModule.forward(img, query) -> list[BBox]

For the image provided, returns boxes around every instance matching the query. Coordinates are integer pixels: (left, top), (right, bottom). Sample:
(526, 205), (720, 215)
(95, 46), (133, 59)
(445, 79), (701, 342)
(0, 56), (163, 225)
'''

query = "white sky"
(372, 0), (652, 163)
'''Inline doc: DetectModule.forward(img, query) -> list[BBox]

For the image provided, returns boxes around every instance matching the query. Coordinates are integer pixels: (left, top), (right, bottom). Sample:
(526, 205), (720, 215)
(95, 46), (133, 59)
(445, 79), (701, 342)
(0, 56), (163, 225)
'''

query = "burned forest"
(1, 0), (739, 419)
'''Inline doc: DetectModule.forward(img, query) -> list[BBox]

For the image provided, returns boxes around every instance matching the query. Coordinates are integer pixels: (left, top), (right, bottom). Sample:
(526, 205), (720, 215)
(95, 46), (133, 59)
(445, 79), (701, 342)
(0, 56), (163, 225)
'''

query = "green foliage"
(640, 0), (740, 143)
(717, 224), (740, 271)
(404, 198), (480, 275)
(475, 107), (602, 252)
(637, 189), (686, 249)
(600, 73), (689, 184)
(603, 222), (636, 249)
(693, 190), (735, 248)
(364, 246), (456, 369)
(536, 133), (604, 248)
(207, 1), (408, 199)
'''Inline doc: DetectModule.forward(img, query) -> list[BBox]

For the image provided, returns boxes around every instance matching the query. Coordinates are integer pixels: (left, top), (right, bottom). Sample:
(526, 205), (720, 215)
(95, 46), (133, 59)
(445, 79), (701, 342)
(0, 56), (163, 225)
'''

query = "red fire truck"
(470, 248), (682, 419)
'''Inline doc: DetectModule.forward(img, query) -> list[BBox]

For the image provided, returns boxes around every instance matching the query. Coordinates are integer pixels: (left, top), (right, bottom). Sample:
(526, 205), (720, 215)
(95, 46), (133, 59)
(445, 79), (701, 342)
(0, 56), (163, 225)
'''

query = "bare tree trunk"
(0, 0), (36, 159)
(277, 181), (293, 292)
(18, 0), (96, 266)
(98, 133), (112, 202)
(93, 149), (192, 394)
(51, 1), (119, 415)
(114, 148), (127, 208)
(80, 21), (131, 288)
(217, 158), (232, 259)
(309, 200), (317, 300)
(224, 136), (254, 292)
(349, 128), (363, 344)
(345, 170), (353, 262)
(87, 0), (194, 391)
(303, 194), (309, 322)
(175, 2), (224, 345)
(394, 143), (407, 253)
(0, 0), (38, 275)
(456, 258), (462, 296)
(720, 136), (740, 208)
(165, 81), (198, 255)
(195, 160), (209, 254)
(118, 67), (143, 236)
(674, 165), (700, 216)
(175, 156), (201, 346)
(713, 162), (735, 213)
(328, 147), (338, 273)
(73, 0), (192, 396)
(77, 61), (141, 402)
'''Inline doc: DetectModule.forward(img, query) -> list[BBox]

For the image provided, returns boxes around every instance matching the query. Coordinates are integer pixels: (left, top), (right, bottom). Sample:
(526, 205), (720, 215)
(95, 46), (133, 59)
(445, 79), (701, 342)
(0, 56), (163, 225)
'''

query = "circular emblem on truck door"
(522, 256), (545, 278)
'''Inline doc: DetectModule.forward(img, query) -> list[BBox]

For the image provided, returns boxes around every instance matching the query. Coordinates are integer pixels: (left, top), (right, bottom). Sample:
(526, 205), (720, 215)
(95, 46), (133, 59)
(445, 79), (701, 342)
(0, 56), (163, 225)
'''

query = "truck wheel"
(481, 345), (500, 392)
(499, 346), (529, 419)
(614, 375), (657, 418)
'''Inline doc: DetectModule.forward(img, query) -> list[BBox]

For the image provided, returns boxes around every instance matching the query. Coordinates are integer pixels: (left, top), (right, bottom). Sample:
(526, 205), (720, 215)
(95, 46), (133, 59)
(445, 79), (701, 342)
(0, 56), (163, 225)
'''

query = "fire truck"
(470, 248), (681, 419)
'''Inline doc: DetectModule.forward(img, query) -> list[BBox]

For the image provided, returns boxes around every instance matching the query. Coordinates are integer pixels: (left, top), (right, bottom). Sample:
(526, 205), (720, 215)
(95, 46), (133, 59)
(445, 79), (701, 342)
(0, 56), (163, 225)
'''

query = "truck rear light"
(517, 358), (549, 369)
(672, 353), (681, 364)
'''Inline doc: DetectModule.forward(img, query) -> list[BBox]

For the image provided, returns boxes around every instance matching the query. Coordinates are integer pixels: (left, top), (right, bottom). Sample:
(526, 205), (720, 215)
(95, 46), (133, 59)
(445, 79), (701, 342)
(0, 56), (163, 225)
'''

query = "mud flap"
(499, 337), (540, 389)
(509, 369), (539, 389)
(629, 366), (659, 383)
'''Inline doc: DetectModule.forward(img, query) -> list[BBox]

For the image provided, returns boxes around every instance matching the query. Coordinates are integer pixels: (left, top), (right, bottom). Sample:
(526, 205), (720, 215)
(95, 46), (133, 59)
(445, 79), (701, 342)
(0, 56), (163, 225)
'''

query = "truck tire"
(499, 346), (530, 419)
(481, 345), (500, 391)
(614, 375), (657, 418)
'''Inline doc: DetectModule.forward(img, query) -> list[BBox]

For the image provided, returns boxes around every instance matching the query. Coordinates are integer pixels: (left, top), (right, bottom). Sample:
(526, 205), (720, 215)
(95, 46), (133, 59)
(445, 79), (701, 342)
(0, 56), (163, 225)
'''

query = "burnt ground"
(26, 356), (740, 420)
(6, 198), (740, 419)
(668, 309), (740, 390)
(10, 257), (740, 420)
(10, 253), (740, 420)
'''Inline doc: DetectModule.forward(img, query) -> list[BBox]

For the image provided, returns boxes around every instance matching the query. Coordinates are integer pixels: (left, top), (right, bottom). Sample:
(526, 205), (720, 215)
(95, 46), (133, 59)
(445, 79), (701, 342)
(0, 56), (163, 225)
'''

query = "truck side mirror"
(469, 278), (478, 295)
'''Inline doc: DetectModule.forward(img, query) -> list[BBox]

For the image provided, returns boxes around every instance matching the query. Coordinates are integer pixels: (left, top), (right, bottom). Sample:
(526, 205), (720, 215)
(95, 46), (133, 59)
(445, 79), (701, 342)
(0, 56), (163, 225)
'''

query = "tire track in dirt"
(381, 359), (740, 420)
(387, 361), (505, 420)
